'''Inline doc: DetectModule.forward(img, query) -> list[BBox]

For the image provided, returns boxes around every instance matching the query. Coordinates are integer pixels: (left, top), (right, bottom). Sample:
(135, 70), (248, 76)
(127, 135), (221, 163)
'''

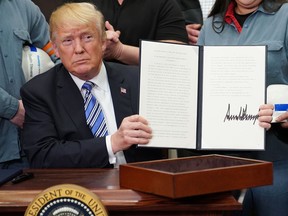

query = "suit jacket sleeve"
(20, 64), (112, 168)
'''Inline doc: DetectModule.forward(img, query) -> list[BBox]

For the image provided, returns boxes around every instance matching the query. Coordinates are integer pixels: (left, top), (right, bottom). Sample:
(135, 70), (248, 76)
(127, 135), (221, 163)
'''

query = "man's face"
(53, 24), (106, 80)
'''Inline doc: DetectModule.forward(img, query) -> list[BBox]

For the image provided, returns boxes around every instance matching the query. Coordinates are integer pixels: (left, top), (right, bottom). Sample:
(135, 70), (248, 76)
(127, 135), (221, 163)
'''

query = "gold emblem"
(25, 184), (108, 216)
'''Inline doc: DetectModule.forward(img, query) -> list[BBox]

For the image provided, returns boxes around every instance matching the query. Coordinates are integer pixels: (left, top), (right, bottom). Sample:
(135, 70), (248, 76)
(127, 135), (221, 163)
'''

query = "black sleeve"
(154, 0), (189, 43)
(174, 0), (203, 24)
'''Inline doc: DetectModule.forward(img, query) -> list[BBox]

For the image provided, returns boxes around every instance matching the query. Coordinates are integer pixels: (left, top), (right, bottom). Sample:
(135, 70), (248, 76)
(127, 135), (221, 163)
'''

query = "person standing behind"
(197, 0), (288, 215)
(176, 0), (203, 25)
(20, 2), (164, 168)
(0, 0), (57, 169)
(176, 0), (215, 44)
(91, 0), (189, 65)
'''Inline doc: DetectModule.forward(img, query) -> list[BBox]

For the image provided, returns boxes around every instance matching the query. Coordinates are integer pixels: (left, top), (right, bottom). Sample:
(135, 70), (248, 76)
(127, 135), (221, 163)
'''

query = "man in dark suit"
(20, 2), (164, 168)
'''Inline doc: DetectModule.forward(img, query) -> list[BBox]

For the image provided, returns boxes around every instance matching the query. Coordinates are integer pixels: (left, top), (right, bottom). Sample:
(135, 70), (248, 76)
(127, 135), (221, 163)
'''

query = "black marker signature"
(224, 104), (258, 125)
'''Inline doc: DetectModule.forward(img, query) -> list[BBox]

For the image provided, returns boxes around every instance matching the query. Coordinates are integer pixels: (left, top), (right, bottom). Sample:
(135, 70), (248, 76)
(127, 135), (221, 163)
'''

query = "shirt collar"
(224, 1), (267, 33)
(224, 1), (242, 33)
(70, 61), (109, 92)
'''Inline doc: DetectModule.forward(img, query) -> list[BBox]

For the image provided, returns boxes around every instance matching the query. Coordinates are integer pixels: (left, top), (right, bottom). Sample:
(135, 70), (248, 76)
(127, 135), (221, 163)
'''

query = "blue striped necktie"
(82, 81), (108, 137)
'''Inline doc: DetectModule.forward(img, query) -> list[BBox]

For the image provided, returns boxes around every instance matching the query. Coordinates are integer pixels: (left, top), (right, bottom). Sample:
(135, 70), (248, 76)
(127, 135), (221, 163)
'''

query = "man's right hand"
(10, 100), (25, 128)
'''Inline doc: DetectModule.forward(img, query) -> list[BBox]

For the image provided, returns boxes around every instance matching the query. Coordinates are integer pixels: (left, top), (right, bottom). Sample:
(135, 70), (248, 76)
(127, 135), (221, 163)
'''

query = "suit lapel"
(56, 67), (92, 137)
(54, 64), (135, 137)
(106, 64), (134, 128)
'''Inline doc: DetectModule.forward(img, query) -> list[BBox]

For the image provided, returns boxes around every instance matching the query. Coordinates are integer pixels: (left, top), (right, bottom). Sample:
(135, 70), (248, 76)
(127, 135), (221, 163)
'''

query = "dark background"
(32, 0), (70, 21)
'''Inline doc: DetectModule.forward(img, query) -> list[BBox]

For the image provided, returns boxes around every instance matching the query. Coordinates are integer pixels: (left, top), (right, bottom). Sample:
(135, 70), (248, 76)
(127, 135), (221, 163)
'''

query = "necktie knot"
(82, 81), (95, 92)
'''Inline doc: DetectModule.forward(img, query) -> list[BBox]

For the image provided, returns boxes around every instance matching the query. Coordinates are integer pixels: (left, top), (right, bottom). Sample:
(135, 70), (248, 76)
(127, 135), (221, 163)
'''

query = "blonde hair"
(49, 2), (106, 42)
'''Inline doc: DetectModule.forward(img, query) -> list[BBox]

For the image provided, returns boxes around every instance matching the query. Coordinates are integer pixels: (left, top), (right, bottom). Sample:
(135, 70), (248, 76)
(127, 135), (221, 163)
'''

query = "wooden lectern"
(0, 168), (242, 216)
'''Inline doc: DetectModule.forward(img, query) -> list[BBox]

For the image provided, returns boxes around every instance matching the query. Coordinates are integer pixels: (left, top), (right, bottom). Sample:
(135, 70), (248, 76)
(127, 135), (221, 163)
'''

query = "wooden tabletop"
(0, 168), (241, 216)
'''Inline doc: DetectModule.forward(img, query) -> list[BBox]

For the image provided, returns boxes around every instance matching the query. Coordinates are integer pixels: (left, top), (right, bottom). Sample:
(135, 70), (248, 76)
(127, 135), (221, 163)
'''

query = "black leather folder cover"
(0, 169), (22, 186)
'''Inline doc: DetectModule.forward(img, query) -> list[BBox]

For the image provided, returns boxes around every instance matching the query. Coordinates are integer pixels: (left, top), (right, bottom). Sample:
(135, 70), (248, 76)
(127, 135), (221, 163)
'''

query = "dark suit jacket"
(20, 62), (164, 168)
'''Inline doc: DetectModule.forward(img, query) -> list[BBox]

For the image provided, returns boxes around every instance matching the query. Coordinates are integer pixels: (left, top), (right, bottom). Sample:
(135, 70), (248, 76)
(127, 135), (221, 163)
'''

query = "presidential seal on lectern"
(25, 184), (108, 216)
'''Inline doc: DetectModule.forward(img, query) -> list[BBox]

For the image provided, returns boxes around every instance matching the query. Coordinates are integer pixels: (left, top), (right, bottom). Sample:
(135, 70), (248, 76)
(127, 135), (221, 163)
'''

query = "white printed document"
(139, 40), (266, 150)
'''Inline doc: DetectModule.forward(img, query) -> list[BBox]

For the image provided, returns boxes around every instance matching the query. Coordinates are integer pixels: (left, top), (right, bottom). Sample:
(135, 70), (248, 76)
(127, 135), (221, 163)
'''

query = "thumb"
(105, 21), (114, 31)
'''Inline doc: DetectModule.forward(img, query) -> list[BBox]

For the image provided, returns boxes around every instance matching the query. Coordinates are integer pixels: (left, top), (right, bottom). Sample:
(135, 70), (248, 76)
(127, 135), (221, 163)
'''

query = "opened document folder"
(139, 40), (266, 150)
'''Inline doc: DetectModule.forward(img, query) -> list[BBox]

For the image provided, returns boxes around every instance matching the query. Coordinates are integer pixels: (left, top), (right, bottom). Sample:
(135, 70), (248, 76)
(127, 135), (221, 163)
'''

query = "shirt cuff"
(106, 135), (116, 164)
(8, 97), (19, 119)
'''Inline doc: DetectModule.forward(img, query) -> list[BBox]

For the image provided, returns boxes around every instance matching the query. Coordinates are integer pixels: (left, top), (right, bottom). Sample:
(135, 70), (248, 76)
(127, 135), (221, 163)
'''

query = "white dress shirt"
(70, 62), (126, 168)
